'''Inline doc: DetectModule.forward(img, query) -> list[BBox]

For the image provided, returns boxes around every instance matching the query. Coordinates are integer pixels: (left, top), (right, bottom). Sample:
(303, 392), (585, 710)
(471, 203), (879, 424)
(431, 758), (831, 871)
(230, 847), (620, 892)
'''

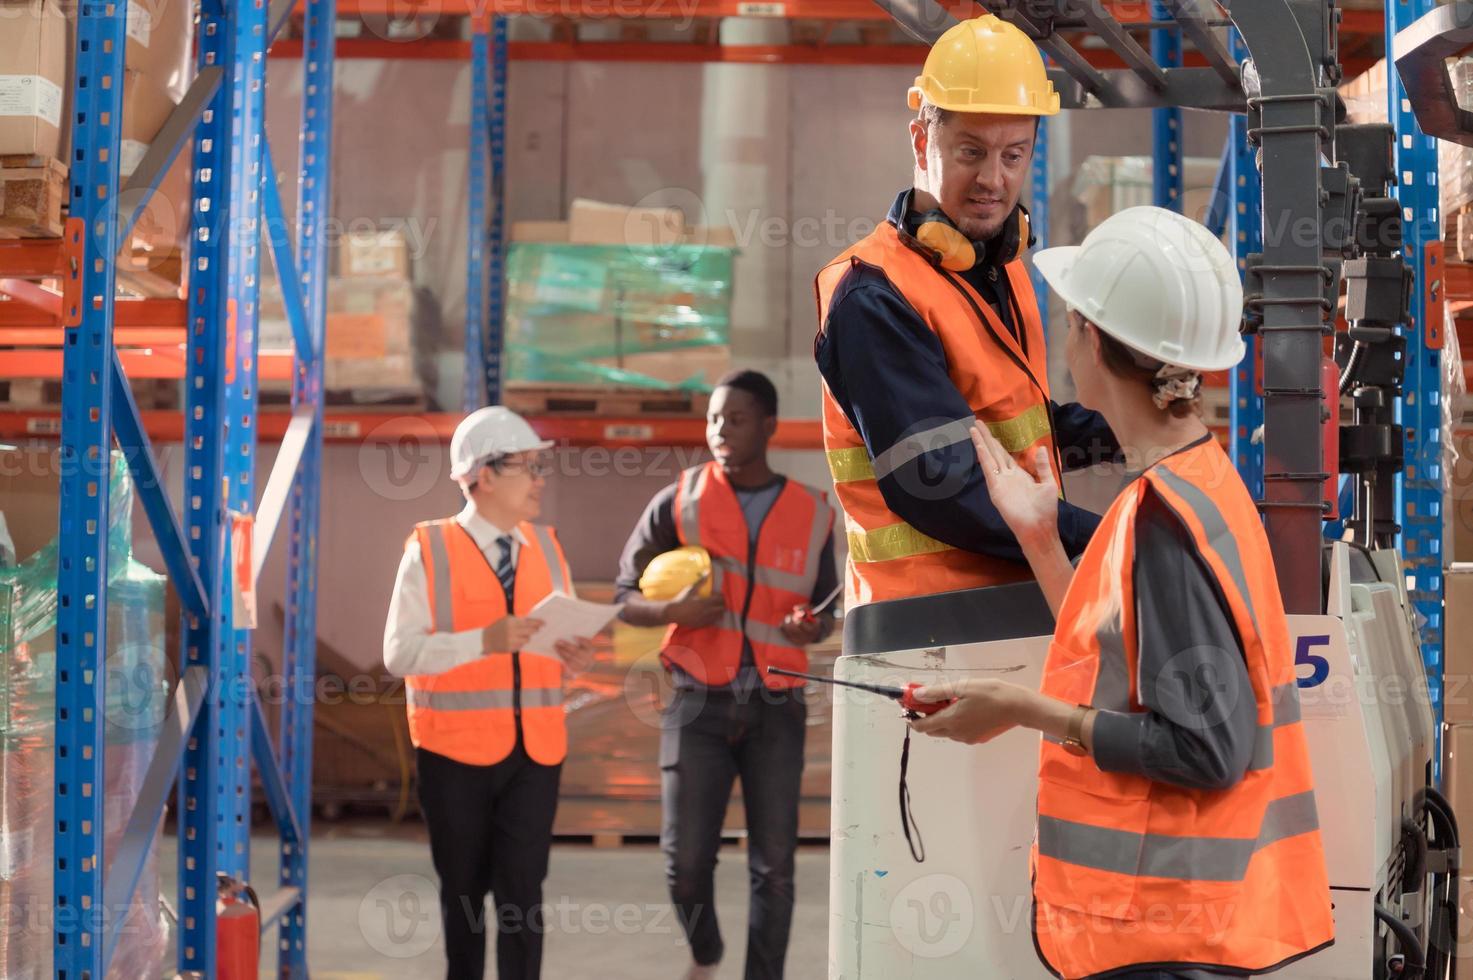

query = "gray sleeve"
(1090, 488), (1258, 791)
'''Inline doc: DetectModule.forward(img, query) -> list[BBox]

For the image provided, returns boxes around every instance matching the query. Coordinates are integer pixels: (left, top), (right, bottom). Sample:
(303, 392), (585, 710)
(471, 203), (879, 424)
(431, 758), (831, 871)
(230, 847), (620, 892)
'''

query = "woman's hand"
(908, 678), (1037, 745)
(970, 423), (1059, 549)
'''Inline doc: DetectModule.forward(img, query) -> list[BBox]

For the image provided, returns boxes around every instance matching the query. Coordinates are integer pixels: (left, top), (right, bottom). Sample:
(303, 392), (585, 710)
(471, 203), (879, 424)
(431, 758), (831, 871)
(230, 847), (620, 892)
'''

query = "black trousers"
(416, 743), (563, 979)
(660, 687), (807, 979)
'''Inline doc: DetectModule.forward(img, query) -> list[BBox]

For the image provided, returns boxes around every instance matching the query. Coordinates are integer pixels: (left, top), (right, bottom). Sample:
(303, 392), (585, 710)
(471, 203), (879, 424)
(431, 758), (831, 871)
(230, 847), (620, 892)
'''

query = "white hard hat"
(449, 406), (553, 481)
(1032, 206), (1246, 373)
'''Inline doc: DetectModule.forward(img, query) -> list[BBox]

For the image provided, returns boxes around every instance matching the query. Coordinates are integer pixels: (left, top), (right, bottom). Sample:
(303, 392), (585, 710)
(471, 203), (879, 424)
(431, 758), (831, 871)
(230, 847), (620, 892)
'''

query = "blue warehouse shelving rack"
(0, 0), (336, 974)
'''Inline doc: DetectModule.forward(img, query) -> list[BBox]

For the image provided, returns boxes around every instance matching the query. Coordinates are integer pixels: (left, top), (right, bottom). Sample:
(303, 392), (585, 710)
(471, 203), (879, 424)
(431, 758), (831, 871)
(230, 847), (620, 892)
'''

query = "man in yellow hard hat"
(614, 369), (837, 980)
(814, 14), (1117, 607)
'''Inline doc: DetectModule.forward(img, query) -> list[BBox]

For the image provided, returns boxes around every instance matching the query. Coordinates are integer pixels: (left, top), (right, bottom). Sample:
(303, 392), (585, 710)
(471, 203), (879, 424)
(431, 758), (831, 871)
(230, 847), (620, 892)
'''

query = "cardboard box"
(595, 344), (731, 389)
(0, 0), (67, 160)
(1452, 434), (1473, 563)
(511, 220), (570, 243)
(336, 228), (410, 279)
(119, 69), (177, 179)
(1074, 156), (1223, 234)
(1446, 567), (1473, 724)
(569, 198), (684, 247)
(0, 154), (65, 237)
(55, 0), (194, 100)
(323, 352), (416, 391)
(127, 146), (190, 252)
(1442, 726), (1473, 978)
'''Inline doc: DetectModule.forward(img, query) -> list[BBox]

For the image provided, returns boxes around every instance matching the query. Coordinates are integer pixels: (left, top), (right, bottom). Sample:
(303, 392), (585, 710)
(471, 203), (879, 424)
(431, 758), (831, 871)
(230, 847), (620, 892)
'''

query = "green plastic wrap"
(0, 454), (169, 980)
(504, 243), (734, 389)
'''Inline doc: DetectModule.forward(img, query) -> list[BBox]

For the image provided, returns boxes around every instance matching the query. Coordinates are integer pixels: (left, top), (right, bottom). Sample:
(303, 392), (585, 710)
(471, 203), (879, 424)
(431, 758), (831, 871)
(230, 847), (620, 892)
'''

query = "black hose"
(1423, 786), (1461, 851)
(1377, 902), (1427, 979)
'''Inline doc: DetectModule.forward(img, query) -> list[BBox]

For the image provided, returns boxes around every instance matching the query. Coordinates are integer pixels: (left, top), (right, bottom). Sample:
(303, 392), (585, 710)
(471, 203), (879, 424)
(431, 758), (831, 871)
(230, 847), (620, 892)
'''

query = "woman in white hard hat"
(383, 405), (594, 980)
(911, 207), (1336, 978)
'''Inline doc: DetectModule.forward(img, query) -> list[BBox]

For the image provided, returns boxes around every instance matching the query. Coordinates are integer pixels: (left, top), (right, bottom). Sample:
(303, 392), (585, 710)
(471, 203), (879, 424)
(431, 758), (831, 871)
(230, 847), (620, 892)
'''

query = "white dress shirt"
(382, 502), (528, 677)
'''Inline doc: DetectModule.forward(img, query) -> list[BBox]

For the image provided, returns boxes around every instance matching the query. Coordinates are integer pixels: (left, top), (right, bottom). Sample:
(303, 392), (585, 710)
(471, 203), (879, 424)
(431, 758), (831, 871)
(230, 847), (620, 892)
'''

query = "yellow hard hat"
(639, 546), (713, 601)
(907, 15), (1060, 117)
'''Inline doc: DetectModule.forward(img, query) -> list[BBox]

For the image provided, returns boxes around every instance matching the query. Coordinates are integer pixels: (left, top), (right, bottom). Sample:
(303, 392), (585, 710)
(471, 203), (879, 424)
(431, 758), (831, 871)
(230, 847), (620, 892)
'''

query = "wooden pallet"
(503, 383), (703, 417)
(0, 155), (66, 239)
(0, 377), (181, 411)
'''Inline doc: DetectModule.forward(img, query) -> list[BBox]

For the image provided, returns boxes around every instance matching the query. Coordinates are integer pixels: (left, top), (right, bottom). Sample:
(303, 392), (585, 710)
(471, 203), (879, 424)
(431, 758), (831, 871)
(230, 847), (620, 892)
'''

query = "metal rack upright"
(28, 0), (337, 975)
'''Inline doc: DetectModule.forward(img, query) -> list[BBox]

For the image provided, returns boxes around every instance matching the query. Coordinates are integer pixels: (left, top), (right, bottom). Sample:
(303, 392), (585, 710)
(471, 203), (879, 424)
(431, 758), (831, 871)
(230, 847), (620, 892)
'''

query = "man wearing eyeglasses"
(383, 405), (595, 980)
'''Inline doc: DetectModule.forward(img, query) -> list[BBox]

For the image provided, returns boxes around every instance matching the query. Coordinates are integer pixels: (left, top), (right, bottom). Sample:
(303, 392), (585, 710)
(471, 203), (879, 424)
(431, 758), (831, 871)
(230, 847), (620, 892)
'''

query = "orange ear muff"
(915, 219), (977, 272)
(1011, 206), (1031, 264)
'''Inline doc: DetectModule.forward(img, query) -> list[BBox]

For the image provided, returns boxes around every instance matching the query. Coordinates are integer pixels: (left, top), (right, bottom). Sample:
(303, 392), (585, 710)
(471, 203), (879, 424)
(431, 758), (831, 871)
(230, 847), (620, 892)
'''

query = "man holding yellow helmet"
(615, 369), (837, 980)
(815, 14), (1118, 607)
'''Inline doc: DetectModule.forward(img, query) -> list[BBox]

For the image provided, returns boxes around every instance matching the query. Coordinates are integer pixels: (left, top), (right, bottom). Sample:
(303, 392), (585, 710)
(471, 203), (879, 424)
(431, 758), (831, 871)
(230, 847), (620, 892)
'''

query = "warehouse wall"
(236, 56), (1230, 671)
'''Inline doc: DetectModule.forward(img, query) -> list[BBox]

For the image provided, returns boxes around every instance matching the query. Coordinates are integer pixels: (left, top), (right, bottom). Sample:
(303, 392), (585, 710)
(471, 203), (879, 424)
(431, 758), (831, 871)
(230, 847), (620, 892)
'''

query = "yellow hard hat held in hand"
(908, 14), (1060, 116)
(639, 545), (714, 601)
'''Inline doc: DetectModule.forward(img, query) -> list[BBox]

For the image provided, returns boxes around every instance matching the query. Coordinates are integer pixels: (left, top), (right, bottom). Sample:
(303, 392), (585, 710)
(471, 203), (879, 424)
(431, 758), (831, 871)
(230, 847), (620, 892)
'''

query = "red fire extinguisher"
(217, 874), (260, 980)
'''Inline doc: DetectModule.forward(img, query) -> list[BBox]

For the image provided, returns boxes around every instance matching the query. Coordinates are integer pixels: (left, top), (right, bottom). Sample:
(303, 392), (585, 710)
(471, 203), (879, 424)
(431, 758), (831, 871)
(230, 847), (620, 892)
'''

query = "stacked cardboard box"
(1446, 567), (1473, 976)
(1073, 155), (1225, 234)
(0, 0), (192, 286)
(260, 230), (420, 401)
(504, 198), (735, 399)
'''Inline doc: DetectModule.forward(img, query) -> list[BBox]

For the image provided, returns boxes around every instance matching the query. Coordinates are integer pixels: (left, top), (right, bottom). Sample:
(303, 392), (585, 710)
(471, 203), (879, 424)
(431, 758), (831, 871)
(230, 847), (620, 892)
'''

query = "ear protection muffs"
(908, 203), (1034, 272)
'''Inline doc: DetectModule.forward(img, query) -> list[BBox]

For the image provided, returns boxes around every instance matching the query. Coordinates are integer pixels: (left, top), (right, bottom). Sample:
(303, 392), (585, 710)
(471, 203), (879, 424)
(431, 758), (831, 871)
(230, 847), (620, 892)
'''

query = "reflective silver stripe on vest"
(1247, 682), (1305, 771)
(530, 524), (569, 594)
(1152, 466), (1260, 633)
(676, 466), (705, 546)
(1037, 789), (1320, 883)
(871, 416), (975, 482)
(406, 686), (564, 711)
(423, 523), (456, 634)
(746, 617), (803, 650)
(521, 686), (564, 709)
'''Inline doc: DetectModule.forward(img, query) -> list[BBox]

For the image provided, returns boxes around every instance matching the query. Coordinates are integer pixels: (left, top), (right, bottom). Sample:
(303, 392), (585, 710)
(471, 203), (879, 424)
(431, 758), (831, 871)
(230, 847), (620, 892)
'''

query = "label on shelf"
(0, 75), (63, 129)
(737, 1), (787, 13)
(322, 419), (362, 439)
(25, 417), (61, 436)
(605, 423), (655, 441)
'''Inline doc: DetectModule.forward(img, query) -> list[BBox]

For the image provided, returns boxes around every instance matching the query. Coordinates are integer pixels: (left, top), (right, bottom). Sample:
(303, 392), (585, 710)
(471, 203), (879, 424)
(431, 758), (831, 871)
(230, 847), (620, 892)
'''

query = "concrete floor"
(157, 824), (829, 978)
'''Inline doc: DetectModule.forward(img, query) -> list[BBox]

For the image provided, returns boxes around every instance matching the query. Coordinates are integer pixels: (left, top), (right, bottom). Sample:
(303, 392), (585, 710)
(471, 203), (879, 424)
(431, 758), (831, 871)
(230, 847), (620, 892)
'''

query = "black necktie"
(494, 535), (515, 606)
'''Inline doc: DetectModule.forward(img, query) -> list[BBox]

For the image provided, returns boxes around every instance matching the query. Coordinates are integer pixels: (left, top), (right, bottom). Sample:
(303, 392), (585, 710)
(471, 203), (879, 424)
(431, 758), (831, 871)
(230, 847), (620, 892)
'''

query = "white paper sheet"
(521, 591), (623, 657)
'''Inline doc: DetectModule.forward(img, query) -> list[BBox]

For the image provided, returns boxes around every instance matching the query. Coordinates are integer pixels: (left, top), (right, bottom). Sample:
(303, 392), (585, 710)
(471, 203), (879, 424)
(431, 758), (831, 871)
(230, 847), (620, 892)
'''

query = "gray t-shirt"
(1089, 465), (1258, 793)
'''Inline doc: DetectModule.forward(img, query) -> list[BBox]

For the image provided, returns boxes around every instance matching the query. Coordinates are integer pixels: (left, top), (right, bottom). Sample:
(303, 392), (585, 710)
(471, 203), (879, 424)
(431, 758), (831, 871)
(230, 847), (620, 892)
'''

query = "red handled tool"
(766, 667), (954, 718)
(791, 583), (844, 627)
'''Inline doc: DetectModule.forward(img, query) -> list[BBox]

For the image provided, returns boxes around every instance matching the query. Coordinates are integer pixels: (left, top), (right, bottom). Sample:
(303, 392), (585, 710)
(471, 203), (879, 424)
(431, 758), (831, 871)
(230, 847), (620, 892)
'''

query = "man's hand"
(482, 615), (544, 653)
(665, 578), (727, 629)
(554, 636), (596, 676)
(780, 608), (825, 646)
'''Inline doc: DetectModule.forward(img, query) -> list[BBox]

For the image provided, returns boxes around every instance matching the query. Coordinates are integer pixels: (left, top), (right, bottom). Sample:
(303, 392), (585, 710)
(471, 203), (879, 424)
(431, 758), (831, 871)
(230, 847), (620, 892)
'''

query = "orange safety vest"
(661, 462), (835, 689)
(815, 219), (1062, 606)
(405, 518), (573, 767)
(1031, 438), (1334, 978)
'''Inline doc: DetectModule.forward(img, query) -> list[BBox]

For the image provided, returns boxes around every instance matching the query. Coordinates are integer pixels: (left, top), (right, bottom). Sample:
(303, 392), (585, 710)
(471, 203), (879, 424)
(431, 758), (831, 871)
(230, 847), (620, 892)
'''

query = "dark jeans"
(659, 686), (807, 980)
(416, 743), (562, 979)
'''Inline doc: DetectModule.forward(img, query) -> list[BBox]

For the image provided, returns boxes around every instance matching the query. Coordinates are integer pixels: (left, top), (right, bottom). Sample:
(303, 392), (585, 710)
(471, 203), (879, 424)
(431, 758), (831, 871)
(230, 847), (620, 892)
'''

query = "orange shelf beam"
(0, 349), (296, 381)
(0, 298), (187, 329)
(0, 409), (825, 447)
(0, 239), (66, 279)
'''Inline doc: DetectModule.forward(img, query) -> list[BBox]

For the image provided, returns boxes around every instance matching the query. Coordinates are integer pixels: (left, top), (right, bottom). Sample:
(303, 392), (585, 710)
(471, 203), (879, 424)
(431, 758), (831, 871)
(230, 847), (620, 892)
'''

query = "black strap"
(899, 727), (926, 863)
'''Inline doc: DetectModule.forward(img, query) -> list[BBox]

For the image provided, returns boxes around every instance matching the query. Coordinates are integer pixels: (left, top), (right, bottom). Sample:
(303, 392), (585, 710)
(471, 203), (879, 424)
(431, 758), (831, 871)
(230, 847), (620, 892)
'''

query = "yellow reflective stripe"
(828, 404), (1049, 486)
(846, 523), (954, 563)
(985, 402), (1052, 454)
(826, 447), (875, 484)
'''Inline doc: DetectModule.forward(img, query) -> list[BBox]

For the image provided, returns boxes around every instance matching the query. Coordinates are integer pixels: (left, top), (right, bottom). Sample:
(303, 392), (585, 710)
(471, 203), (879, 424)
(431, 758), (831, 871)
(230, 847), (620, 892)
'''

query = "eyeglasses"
(488, 454), (555, 479)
